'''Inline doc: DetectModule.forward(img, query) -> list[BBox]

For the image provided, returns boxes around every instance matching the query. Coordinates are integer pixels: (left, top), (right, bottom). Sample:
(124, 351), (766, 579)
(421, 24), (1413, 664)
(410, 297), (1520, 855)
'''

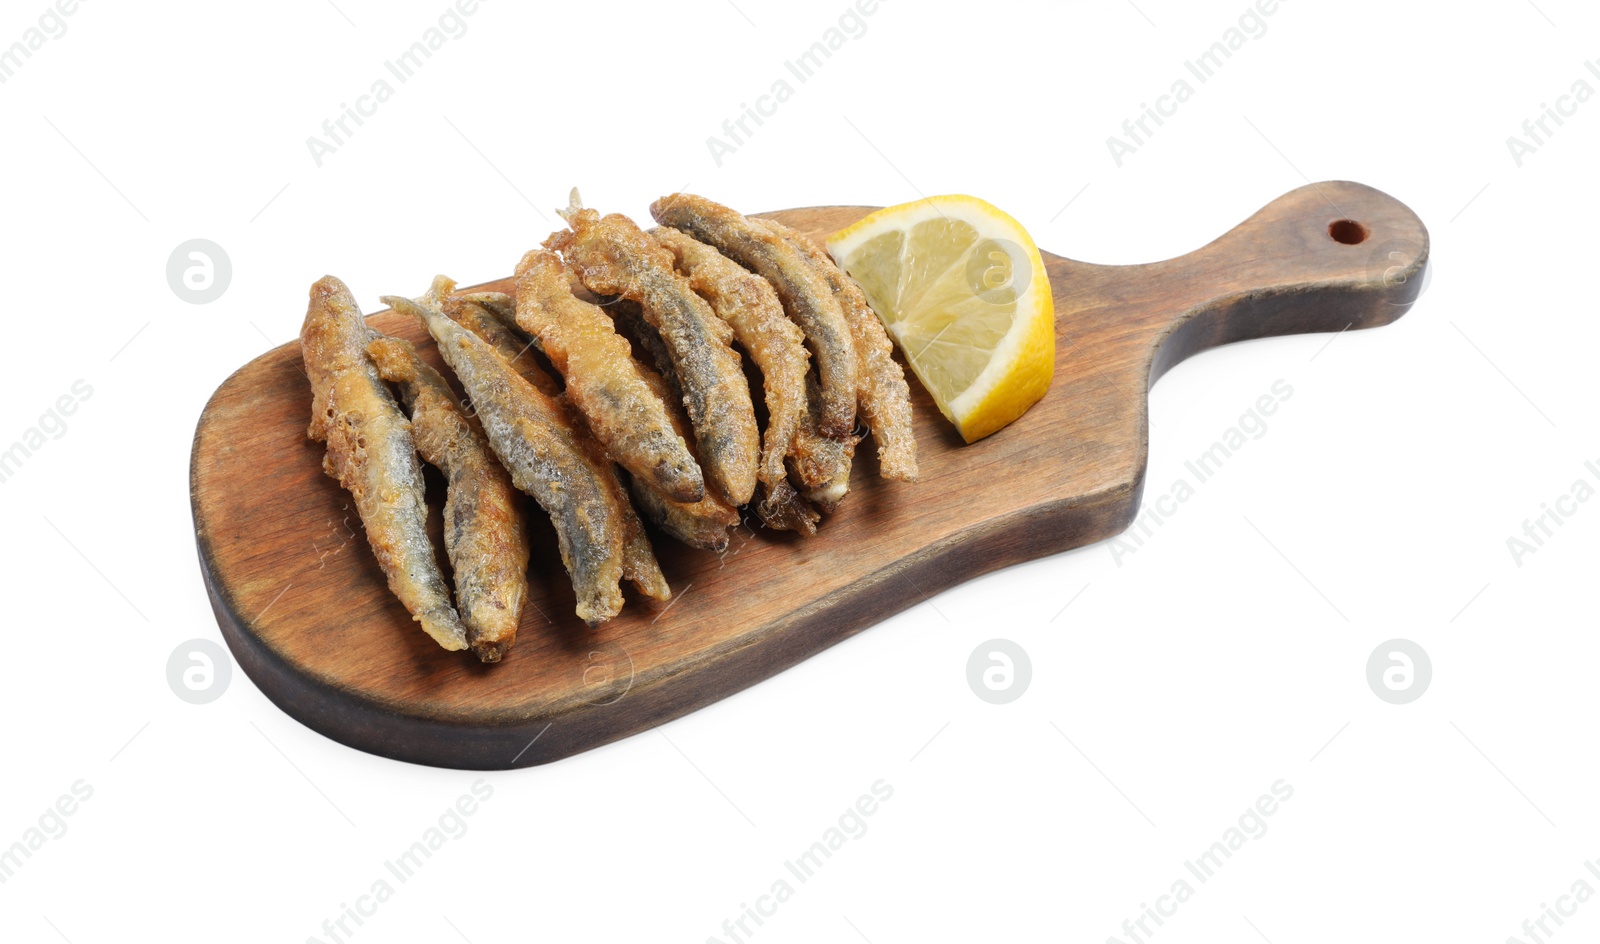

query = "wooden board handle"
(1039, 180), (1428, 541)
(1051, 180), (1429, 383)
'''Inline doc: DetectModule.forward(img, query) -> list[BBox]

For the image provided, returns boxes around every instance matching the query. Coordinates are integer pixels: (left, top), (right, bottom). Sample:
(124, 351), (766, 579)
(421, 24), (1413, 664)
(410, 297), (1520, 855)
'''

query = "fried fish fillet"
(387, 281), (669, 624)
(547, 196), (760, 506)
(300, 276), (468, 651)
(755, 218), (920, 482)
(447, 291), (736, 552)
(650, 193), (857, 441)
(514, 249), (706, 505)
(366, 335), (528, 662)
(652, 225), (818, 533)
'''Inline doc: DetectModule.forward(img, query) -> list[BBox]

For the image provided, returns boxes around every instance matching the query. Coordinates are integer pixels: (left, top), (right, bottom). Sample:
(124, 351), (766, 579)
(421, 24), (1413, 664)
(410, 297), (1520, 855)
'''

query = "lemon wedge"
(826, 195), (1054, 443)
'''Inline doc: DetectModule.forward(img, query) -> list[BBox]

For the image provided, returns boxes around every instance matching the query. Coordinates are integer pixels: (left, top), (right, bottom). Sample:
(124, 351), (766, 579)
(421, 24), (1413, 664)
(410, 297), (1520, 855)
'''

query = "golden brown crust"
(441, 293), (672, 601)
(366, 334), (529, 662)
(756, 478), (820, 535)
(300, 276), (468, 651)
(756, 219), (919, 482)
(653, 225), (815, 532)
(650, 193), (857, 441)
(389, 282), (668, 624)
(454, 288), (716, 582)
(452, 290), (517, 326)
(607, 299), (681, 401)
(788, 373), (858, 511)
(442, 295), (562, 398)
(548, 198), (760, 506)
(627, 352), (743, 551)
(651, 226), (819, 533)
(583, 433), (673, 602)
(514, 249), (706, 505)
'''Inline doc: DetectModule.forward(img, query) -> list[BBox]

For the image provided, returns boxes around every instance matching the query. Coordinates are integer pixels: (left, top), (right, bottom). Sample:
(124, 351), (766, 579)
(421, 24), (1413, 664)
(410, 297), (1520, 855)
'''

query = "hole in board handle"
(1328, 219), (1368, 245)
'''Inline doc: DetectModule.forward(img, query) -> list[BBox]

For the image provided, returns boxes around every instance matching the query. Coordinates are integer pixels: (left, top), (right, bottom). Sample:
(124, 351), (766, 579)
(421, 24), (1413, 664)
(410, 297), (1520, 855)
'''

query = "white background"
(1, 1), (1595, 942)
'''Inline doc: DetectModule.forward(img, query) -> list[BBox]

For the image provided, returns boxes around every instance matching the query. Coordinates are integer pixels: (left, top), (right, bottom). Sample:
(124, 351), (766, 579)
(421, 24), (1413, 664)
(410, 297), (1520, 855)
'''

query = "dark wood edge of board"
(193, 415), (1138, 768)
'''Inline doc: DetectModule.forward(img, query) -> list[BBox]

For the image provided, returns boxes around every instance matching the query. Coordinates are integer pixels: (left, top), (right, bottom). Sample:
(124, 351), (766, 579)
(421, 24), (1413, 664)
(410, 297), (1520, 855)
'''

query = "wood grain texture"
(190, 181), (1428, 769)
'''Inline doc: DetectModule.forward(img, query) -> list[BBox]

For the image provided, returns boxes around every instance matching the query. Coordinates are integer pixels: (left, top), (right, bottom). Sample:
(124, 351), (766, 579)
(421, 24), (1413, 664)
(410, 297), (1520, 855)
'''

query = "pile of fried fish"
(300, 192), (918, 661)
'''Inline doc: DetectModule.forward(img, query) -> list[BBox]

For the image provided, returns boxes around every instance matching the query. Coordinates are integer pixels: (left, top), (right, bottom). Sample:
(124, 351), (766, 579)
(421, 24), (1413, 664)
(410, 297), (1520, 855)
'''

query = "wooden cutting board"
(190, 181), (1428, 769)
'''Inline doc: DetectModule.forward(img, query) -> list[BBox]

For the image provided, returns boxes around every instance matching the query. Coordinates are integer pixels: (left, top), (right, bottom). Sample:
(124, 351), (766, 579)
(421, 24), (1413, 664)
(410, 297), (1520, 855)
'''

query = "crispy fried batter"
(607, 299), (680, 400)
(547, 195), (760, 506)
(568, 421), (674, 602)
(388, 280), (669, 624)
(652, 226), (817, 532)
(514, 249), (706, 505)
(300, 276), (468, 651)
(650, 193), (857, 441)
(626, 353), (743, 550)
(789, 373), (858, 511)
(442, 295), (561, 397)
(452, 290), (517, 326)
(756, 218), (919, 482)
(758, 476), (821, 535)
(458, 287), (738, 552)
(444, 290), (694, 580)
(366, 334), (528, 662)
(627, 477), (742, 551)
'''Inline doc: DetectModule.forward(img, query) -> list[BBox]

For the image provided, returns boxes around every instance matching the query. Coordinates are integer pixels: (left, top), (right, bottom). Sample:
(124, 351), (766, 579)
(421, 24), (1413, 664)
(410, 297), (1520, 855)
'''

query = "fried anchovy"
(758, 475), (821, 535)
(627, 355), (743, 550)
(548, 194), (760, 506)
(651, 226), (818, 531)
(607, 298), (680, 400)
(300, 276), (468, 651)
(387, 280), (669, 624)
(452, 290), (517, 326)
(789, 373), (858, 511)
(756, 218), (919, 482)
(599, 291), (807, 534)
(650, 192), (857, 440)
(442, 295), (561, 397)
(366, 334), (528, 662)
(514, 249), (706, 505)
(455, 289), (736, 550)
(567, 415), (675, 599)
(442, 292), (679, 589)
